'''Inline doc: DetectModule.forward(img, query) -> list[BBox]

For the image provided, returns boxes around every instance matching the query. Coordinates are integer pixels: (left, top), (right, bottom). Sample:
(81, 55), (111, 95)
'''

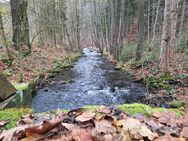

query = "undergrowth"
(0, 108), (32, 129)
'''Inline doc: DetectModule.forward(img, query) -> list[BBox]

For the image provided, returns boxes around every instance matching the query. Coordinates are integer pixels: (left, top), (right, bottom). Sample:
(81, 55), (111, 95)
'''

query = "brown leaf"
(122, 118), (158, 140)
(98, 106), (112, 114)
(25, 117), (61, 135)
(152, 112), (163, 118)
(0, 119), (9, 127)
(154, 133), (178, 141)
(71, 129), (93, 141)
(0, 126), (28, 141)
(61, 123), (78, 132)
(75, 111), (95, 122)
(17, 114), (35, 126)
(182, 127), (188, 139)
(92, 120), (116, 140)
(134, 114), (146, 122)
(158, 117), (169, 125)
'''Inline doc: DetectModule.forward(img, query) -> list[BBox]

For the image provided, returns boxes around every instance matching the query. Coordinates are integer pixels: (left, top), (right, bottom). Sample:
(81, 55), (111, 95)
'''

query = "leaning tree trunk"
(135, 0), (144, 61)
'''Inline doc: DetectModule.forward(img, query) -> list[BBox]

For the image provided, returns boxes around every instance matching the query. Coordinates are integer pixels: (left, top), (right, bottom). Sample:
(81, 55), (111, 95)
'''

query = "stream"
(32, 48), (146, 112)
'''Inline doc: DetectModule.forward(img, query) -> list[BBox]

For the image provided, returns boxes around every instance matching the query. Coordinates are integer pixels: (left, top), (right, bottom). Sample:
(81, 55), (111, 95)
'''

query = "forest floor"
(117, 50), (188, 108)
(0, 44), (80, 84)
(0, 106), (188, 141)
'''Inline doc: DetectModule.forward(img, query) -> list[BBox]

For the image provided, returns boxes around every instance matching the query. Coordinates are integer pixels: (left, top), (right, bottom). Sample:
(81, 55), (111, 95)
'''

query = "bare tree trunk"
(179, 0), (186, 36)
(151, 0), (161, 46)
(110, 0), (118, 59)
(147, 0), (151, 43)
(91, 0), (103, 52)
(118, 0), (125, 58)
(160, 0), (171, 73)
(151, 0), (156, 38)
(0, 12), (13, 61)
(10, 0), (31, 52)
(135, 0), (144, 61)
(169, 0), (179, 56)
(10, 0), (20, 50)
(75, 0), (81, 50)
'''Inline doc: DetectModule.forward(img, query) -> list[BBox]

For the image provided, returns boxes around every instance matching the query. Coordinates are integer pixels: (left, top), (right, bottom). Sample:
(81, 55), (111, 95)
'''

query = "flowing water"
(32, 48), (146, 112)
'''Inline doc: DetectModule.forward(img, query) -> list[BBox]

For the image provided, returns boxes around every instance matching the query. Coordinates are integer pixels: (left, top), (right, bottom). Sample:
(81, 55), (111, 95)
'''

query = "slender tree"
(135, 0), (144, 61)
(0, 12), (13, 62)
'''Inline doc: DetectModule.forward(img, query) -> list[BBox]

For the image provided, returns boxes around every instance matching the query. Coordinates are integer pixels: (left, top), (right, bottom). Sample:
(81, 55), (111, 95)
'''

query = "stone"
(0, 74), (16, 101)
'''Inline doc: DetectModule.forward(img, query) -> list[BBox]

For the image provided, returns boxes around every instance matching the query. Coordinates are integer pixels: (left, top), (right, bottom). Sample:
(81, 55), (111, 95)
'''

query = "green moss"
(117, 103), (165, 116)
(168, 100), (186, 108)
(12, 83), (29, 91)
(145, 73), (172, 90)
(0, 108), (32, 129)
(85, 103), (183, 117)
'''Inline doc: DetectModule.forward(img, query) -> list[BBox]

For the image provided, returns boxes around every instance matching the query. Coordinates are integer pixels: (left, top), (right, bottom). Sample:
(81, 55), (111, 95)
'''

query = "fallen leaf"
(0, 119), (9, 127)
(92, 120), (116, 140)
(71, 129), (93, 141)
(98, 106), (112, 114)
(182, 127), (188, 139)
(158, 117), (169, 125)
(134, 114), (146, 122)
(0, 126), (28, 141)
(75, 111), (95, 122)
(139, 125), (158, 140)
(122, 118), (158, 140)
(25, 117), (61, 135)
(154, 133), (178, 141)
(152, 112), (162, 118)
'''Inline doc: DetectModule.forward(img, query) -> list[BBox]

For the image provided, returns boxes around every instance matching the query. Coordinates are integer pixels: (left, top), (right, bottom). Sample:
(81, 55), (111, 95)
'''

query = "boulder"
(0, 74), (16, 101)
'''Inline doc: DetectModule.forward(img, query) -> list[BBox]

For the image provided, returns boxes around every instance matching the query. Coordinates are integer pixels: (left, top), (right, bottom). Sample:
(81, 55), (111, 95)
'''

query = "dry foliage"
(0, 106), (188, 141)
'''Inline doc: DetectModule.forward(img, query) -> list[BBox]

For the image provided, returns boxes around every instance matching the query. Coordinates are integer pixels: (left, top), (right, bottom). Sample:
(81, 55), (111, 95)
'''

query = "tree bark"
(0, 12), (13, 61)
(179, 0), (186, 36)
(151, 0), (161, 46)
(110, 0), (118, 59)
(75, 0), (81, 50)
(118, 0), (125, 57)
(160, 0), (171, 73)
(10, 0), (31, 52)
(135, 0), (144, 61)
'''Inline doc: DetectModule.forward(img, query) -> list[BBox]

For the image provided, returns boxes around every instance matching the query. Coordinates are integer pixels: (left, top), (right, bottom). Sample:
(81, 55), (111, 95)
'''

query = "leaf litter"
(0, 106), (188, 141)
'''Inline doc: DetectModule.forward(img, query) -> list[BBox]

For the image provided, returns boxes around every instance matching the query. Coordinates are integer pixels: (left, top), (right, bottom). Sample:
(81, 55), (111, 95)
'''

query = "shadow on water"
(32, 48), (146, 112)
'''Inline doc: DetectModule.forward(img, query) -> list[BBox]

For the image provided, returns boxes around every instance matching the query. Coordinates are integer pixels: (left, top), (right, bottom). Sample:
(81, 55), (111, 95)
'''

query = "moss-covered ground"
(0, 108), (32, 129)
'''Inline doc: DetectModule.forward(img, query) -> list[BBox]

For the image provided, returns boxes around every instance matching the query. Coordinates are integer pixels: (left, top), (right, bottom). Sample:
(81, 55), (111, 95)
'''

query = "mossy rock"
(0, 108), (32, 129)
